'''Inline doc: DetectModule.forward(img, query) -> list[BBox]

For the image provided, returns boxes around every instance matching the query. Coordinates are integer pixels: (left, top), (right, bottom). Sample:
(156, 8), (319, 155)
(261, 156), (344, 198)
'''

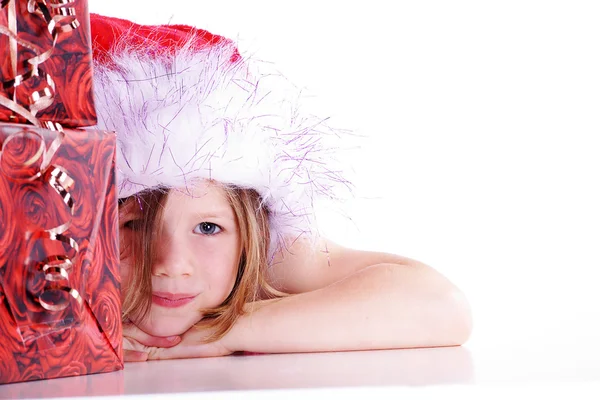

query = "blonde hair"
(118, 183), (286, 343)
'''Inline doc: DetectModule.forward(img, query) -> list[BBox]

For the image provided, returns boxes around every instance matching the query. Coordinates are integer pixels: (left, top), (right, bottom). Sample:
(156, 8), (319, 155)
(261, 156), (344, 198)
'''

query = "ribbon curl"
(0, 127), (82, 312)
(0, 0), (82, 312)
(0, 0), (79, 128)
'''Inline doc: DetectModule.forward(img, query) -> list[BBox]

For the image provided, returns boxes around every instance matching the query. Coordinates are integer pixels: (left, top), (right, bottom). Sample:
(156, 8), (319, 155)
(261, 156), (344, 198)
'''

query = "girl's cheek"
(219, 257), (240, 300)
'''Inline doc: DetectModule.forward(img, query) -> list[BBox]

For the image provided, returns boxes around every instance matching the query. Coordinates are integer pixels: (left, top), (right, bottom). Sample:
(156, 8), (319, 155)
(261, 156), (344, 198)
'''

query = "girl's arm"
(230, 253), (471, 353)
(146, 238), (472, 359)
(267, 237), (449, 293)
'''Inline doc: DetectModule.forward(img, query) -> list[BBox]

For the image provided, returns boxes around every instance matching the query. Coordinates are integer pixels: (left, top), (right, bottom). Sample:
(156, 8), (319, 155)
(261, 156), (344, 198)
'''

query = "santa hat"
(89, 14), (350, 256)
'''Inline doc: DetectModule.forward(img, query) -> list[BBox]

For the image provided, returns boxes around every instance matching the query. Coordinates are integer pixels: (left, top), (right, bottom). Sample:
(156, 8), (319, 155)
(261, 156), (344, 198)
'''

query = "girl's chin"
(135, 315), (201, 337)
(145, 325), (189, 337)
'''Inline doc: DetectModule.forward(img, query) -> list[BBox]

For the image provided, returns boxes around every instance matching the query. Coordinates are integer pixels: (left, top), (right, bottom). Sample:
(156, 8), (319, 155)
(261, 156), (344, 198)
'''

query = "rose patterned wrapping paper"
(0, 0), (97, 127)
(0, 124), (123, 384)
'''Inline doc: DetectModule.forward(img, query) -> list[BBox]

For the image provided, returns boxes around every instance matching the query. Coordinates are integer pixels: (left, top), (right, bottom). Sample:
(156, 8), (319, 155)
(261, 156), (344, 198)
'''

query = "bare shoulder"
(265, 236), (425, 294)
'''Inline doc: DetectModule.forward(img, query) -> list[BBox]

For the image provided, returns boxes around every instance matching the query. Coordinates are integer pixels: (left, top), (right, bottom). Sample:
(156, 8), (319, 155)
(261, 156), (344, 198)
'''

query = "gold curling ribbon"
(7, 0), (16, 88)
(0, 0), (79, 126)
(0, 127), (82, 312)
(0, 0), (83, 312)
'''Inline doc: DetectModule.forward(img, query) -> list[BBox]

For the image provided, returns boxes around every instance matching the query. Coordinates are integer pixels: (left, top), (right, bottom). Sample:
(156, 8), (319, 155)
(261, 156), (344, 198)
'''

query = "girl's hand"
(122, 322), (182, 362)
(145, 325), (235, 360)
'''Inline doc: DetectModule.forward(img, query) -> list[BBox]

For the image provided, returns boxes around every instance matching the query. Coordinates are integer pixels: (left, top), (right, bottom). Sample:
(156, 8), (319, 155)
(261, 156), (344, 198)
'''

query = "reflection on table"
(0, 346), (473, 398)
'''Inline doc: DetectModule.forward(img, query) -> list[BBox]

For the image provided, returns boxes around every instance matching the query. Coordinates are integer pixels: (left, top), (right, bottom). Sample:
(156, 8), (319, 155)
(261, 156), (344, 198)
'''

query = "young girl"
(90, 14), (472, 361)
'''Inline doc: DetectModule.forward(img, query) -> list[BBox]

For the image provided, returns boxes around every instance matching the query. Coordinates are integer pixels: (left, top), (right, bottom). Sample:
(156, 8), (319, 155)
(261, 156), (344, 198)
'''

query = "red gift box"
(0, 0), (97, 127)
(0, 123), (122, 384)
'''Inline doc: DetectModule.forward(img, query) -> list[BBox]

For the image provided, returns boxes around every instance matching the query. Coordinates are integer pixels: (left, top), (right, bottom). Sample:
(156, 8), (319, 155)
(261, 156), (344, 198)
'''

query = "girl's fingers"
(122, 325), (180, 362)
(124, 349), (149, 362)
(123, 322), (181, 348)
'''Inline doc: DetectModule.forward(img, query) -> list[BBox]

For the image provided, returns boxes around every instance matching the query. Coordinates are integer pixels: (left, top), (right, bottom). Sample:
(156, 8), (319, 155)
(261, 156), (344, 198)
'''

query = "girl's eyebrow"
(194, 209), (235, 221)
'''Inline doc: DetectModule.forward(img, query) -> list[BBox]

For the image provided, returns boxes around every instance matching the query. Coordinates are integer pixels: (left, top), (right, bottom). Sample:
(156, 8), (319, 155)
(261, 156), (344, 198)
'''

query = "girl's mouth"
(151, 292), (198, 308)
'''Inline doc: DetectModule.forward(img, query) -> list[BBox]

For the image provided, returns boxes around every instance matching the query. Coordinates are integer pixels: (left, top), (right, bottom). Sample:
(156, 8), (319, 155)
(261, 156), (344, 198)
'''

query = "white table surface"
(3, 1), (599, 399)
(2, 342), (599, 399)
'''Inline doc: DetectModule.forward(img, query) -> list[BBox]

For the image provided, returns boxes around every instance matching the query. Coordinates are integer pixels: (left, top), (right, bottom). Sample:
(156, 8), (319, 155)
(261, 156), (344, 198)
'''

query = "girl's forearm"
(227, 263), (472, 353)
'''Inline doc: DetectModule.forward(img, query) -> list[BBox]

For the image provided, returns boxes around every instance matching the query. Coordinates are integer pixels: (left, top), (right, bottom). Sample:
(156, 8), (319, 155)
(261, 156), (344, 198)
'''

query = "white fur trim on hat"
(92, 40), (351, 257)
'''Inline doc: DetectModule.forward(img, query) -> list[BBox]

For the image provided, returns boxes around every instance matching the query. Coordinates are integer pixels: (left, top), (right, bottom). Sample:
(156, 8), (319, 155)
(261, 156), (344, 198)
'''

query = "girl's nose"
(151, 238), (194, 278)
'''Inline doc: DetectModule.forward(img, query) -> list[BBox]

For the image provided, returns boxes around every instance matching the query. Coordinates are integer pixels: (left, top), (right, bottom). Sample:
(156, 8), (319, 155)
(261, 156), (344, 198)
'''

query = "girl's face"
(120, 182), (241, 337)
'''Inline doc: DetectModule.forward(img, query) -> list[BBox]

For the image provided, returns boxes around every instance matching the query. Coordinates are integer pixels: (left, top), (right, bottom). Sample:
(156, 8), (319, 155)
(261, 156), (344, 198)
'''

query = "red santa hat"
(90, 14), (349, 255)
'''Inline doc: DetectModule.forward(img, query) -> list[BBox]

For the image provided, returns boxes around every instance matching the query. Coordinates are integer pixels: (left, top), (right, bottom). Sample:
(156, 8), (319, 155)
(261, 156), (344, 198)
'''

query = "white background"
(88, 0), (600, 383)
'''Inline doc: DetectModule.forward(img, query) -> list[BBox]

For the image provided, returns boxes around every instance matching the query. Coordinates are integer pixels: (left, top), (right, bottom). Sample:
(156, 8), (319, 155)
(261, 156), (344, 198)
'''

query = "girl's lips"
(152, 292), (197, 308)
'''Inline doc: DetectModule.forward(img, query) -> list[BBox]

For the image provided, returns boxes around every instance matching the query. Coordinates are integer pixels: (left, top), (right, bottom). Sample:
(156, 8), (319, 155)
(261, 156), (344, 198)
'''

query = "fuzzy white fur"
(92, 41), (350, 257)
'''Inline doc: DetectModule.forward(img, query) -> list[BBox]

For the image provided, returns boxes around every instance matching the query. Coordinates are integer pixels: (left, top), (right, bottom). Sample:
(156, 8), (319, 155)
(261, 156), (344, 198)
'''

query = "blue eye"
(193, 222), (222, 235)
